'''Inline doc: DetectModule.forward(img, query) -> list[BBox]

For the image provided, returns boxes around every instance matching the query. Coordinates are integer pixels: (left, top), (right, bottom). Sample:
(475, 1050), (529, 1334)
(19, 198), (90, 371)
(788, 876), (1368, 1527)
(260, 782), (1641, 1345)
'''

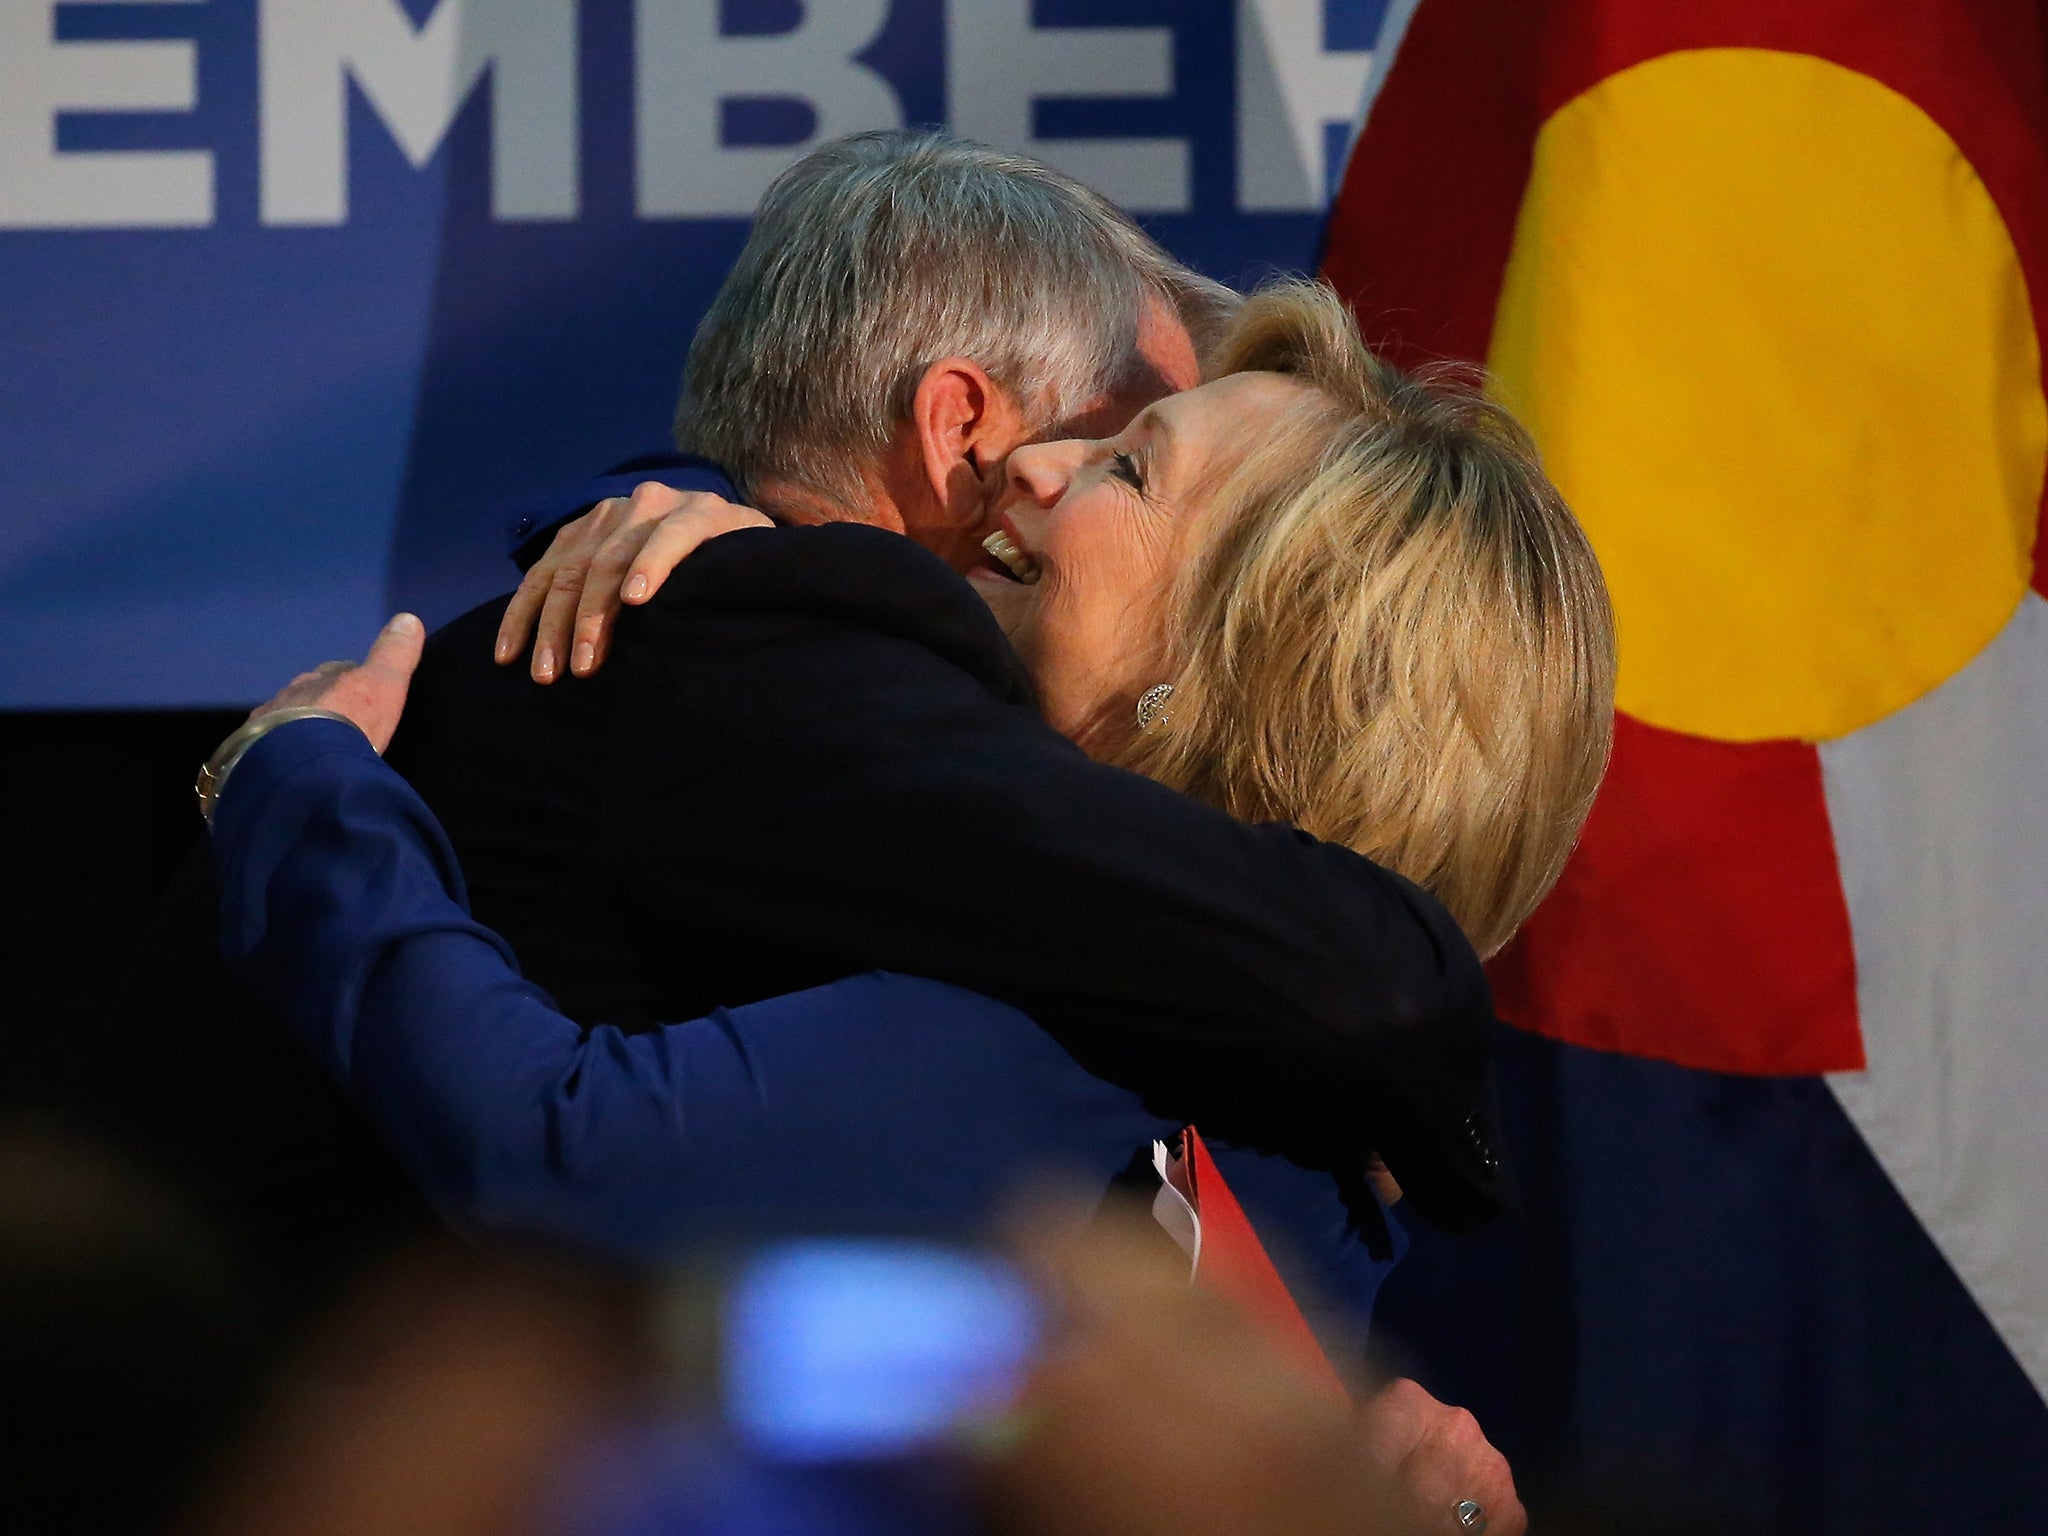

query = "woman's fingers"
(525, 484), (702, 681)
(621, 500), (776, 603)
(530, 494), (649, 683)
(568, 518), (662, 676)
(563, 494), (775, 678)
(497, 484), (774, 683)
(495, 562), (551, 668)
(529, 549), (596, 684)
(495, 496), (623, 673)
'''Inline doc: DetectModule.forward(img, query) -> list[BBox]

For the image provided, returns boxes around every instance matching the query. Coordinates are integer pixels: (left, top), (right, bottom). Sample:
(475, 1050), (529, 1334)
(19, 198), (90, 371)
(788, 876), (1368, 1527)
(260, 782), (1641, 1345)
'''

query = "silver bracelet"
(194, 707), (362, 826)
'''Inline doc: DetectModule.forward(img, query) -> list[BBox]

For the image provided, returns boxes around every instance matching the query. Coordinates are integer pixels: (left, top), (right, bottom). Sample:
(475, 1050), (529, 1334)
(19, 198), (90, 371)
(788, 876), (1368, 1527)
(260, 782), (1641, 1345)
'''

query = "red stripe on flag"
(1320, 0), (1544, 371)
(1489, 714), (1864, 1076)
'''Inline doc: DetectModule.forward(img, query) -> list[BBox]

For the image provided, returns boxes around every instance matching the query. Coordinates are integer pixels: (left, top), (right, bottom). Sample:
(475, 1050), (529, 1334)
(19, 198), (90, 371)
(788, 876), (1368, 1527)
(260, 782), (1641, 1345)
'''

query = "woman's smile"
(979, 524), (1041, 584)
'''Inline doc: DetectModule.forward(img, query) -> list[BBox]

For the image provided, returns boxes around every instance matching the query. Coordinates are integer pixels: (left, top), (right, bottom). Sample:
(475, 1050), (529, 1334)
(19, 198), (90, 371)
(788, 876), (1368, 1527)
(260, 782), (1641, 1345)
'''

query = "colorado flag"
(1327, 2), (2048, 1530)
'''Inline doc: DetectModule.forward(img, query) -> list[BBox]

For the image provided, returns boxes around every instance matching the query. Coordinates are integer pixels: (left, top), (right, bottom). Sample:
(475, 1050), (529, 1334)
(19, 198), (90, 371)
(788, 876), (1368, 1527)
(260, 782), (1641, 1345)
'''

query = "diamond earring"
(1135, 683), (1175, 732)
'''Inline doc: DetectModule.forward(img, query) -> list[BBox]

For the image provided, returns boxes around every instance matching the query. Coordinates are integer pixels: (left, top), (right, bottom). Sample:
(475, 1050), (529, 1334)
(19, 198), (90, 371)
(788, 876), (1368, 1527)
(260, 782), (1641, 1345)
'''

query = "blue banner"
(0, 0), (1385, 706)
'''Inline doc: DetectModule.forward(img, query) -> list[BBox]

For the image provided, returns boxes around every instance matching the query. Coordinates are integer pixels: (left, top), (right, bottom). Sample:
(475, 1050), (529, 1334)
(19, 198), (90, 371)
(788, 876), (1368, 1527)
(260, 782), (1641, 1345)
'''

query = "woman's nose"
(1005, 439), (1087, 508)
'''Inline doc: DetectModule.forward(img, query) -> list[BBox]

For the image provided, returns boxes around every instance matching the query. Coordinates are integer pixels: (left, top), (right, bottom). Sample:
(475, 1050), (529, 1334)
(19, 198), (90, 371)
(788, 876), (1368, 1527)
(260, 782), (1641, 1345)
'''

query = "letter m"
(261, 0), (576, 225)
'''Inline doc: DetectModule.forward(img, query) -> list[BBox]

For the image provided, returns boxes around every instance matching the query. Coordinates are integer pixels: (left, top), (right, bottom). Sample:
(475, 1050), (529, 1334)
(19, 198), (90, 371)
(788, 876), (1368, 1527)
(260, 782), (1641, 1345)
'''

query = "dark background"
(3, 710), (236, 1112)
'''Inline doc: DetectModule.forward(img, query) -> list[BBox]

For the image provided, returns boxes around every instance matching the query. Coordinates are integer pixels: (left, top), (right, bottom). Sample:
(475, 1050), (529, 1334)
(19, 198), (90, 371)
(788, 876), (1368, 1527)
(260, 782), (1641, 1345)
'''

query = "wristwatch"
(194, 707), (360, 826)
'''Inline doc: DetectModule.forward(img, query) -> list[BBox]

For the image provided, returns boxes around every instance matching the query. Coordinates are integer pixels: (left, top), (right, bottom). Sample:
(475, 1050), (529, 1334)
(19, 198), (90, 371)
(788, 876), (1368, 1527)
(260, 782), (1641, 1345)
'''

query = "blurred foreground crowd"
(4, 1117), (1562, 1536)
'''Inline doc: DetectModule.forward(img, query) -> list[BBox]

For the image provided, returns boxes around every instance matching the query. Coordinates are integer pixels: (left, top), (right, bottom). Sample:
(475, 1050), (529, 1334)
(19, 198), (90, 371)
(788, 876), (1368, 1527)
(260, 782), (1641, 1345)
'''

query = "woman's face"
(970, 371), (1311, 749)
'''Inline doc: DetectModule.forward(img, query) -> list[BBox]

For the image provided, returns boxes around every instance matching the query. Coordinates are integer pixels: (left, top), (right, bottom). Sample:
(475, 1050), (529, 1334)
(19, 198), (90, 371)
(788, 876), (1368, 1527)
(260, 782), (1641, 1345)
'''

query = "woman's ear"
(912, 358), (1031, 528)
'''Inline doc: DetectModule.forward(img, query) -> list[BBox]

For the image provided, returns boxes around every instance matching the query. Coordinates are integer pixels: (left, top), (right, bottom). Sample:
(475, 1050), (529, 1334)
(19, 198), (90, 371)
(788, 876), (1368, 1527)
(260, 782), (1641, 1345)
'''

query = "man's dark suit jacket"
(386, 520), (1510, 1228)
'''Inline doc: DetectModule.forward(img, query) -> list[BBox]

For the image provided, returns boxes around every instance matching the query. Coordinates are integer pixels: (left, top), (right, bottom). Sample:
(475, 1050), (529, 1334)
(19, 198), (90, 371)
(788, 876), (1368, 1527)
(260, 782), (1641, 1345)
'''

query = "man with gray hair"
(680, 130), (1233, 524)
(496, 128), (1231, 672)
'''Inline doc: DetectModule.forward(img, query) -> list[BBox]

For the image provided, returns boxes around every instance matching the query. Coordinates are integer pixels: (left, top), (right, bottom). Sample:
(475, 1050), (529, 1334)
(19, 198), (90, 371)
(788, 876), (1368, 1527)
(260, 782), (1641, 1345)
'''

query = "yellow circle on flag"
(1488, 48), (2045, 743)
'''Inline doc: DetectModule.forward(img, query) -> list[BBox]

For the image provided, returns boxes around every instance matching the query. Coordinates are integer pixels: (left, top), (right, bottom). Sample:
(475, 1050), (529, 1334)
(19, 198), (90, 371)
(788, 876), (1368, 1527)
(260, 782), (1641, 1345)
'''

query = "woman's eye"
(1109, 450), (1145, 491)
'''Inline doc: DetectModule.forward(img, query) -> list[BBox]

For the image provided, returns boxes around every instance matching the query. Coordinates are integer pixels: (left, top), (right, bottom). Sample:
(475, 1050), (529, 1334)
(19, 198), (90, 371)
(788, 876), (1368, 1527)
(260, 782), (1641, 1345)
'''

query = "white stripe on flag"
(1821, 590), (2048, 1402)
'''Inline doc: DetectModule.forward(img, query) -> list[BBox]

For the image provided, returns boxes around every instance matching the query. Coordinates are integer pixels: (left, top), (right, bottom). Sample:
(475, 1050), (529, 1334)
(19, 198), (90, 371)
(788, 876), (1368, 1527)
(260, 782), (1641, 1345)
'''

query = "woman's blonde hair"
(1111, 280), (1616, 958)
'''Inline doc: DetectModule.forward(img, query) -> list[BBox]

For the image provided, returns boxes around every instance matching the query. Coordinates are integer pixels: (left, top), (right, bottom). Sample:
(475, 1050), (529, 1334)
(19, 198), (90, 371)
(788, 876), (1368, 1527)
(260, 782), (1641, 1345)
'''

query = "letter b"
(635, 0), (901, 219)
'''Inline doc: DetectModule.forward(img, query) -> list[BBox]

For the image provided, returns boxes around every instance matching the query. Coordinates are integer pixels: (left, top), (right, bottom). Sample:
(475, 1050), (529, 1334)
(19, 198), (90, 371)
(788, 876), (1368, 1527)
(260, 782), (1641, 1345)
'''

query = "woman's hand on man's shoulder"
(494, 481), (774, 685)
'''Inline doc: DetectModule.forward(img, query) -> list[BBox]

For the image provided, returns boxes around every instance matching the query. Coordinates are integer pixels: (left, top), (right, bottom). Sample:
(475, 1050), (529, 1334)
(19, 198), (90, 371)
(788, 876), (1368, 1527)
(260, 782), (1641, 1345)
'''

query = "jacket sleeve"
(207, 717), (995, 1261)
(597, 526), (1507, 1225)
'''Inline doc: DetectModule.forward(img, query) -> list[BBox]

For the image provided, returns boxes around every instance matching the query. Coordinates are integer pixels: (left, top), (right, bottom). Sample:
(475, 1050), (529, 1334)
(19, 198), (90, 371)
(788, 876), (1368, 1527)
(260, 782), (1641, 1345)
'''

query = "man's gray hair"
(675, 129), (1236, 510)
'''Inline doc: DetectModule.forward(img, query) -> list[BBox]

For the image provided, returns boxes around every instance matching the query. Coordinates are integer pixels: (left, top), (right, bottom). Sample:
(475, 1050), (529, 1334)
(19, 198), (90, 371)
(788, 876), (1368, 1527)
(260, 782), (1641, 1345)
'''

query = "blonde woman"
(206, 281), (1612, 1295)
(976, 280), (1613, 962)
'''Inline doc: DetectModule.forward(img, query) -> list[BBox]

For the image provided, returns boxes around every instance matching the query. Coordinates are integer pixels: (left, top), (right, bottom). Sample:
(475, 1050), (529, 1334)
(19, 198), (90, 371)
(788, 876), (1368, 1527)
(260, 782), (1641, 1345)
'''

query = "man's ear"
(911, 358), (1029, 528)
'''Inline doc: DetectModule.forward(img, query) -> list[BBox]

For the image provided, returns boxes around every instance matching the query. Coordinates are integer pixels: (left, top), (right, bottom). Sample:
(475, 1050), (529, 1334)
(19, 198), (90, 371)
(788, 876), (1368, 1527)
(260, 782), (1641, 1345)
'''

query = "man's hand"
(986, 1208), (1525, 1536)
(249, 613), (424, 755)
(989, 1210), (1367, 1536)
(493, 481), (773, 684)
(1354, 1378), (1526, 1536)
